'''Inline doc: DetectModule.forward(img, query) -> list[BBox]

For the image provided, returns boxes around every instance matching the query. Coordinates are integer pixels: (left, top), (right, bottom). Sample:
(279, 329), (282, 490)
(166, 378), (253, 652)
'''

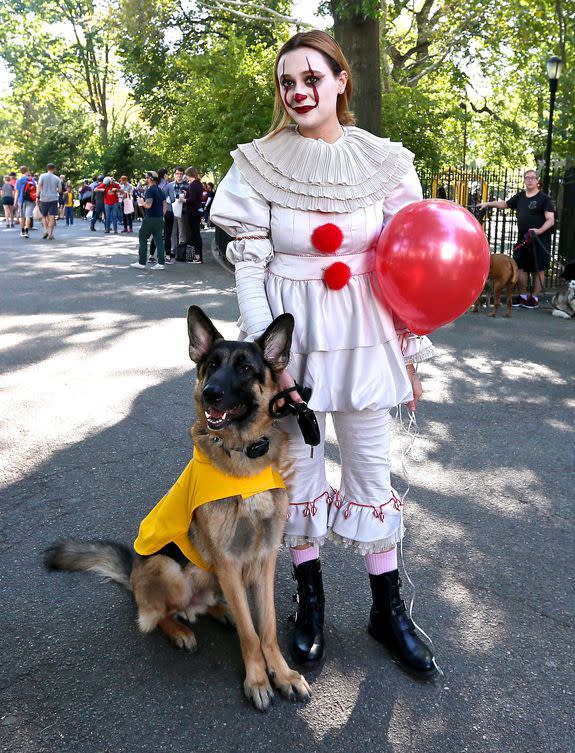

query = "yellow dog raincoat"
(134, 447), (285, 570)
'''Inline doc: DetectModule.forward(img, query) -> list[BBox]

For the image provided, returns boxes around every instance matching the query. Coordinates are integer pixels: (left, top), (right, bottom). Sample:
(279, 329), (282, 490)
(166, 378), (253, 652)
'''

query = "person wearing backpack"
(37, 163), (63, 240)
(16, 166), (36, 239)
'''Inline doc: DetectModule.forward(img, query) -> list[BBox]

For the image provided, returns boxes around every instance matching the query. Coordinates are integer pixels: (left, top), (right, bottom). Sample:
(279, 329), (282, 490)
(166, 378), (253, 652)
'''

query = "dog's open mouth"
(204, 404), (247, 430)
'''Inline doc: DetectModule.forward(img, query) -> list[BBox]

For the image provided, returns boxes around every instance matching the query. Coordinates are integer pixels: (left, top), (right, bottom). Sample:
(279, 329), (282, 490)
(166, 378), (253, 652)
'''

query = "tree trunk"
(332, 3), (382, 136)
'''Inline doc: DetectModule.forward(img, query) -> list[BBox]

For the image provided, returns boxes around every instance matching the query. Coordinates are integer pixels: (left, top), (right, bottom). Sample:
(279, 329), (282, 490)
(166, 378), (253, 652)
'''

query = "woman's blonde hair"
(268, 30), (355, 137)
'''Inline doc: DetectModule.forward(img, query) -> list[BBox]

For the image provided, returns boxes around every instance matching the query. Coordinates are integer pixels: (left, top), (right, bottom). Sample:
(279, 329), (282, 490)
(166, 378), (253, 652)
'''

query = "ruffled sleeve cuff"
(399, 333), (435, 364)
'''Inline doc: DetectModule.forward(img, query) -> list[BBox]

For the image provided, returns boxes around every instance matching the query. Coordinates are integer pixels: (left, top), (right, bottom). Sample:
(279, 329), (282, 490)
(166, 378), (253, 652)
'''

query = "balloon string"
(395, 373), (444, 678)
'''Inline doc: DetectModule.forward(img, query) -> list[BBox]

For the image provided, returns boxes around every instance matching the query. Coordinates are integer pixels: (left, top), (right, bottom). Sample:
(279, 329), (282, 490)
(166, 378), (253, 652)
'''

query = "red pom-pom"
(324, 261), (351, 290)
(311, 223), (343, 254)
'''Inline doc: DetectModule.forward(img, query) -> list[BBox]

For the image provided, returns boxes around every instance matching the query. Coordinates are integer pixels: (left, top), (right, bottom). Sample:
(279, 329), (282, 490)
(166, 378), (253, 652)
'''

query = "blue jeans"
(91, 204), (104, 229)
(104, 203), (120, 231)
(65, 206), (74, 225)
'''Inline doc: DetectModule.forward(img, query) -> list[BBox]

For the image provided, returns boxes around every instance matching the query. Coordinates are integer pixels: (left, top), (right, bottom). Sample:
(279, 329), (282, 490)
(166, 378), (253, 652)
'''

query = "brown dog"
(45, 306), (310, 711)
(473, 253), (518, 317)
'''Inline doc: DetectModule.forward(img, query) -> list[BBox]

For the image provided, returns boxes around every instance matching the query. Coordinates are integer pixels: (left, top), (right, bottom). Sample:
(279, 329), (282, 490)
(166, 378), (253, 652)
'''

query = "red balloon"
(375, 199), (490, 335)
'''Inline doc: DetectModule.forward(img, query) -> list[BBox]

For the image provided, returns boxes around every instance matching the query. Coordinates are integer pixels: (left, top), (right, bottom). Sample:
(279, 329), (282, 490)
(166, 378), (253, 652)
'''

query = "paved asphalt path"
(1, 219), (573, 753)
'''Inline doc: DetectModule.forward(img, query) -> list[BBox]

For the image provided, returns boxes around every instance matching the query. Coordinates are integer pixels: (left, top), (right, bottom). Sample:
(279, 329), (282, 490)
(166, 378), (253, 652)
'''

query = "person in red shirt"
(95, 176), (122, 233)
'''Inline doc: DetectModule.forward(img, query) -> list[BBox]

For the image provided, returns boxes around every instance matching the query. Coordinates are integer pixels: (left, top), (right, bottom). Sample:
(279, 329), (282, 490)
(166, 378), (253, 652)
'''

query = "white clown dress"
(210, 125), (434, 553)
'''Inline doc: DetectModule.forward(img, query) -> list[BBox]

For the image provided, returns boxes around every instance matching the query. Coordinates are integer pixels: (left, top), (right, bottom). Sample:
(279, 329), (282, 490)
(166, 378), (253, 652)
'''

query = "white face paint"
(277, 47), (347, 135)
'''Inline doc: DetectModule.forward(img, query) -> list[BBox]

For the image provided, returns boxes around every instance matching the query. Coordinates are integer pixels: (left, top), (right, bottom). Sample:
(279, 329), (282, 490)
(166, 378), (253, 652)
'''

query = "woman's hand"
(275, 369), (304, 410)
(406, 364), (422, 412)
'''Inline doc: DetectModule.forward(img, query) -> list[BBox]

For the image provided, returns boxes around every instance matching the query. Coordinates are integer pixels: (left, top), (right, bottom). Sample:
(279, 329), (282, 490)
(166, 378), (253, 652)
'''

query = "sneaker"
(150, 263), (165, 270)
(192, 256), (202, 264)
(23, 232), (29, 239)
(90, 227), (96, 231)
(511, 295), (525, 307)
(129, 262), (147, 269)
(148, 256), (156, 264)
(164, 257), (175, 265)
(522, 296), (539, 309)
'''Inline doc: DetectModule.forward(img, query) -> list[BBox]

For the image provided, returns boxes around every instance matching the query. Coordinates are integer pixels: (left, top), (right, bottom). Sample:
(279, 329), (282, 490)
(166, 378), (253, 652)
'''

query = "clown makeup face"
(277, 47), (348, 140)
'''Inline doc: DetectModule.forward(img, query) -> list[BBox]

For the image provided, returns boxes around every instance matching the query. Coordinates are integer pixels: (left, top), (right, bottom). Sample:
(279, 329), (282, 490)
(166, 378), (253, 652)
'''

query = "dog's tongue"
(207, 406), (226, 419)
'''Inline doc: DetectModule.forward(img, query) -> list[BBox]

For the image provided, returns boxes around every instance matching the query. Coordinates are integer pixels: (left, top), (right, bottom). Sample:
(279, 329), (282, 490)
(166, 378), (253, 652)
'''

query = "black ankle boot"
(291, 559), (325, 666)
(368, 570), (436, 680)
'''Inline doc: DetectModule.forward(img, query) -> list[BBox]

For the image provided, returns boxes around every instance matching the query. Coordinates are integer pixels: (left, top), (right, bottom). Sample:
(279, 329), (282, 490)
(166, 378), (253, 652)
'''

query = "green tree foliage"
(143, 35), (278, 177)
(0, 0), (154, 178)
(0, 0), (117, 144)
(0, 0), (573, 175)
(394, 0), (573, 167)
(115, 1), (289, 176)
(471, 0), (574, 163)
(326, 0), (573, 167)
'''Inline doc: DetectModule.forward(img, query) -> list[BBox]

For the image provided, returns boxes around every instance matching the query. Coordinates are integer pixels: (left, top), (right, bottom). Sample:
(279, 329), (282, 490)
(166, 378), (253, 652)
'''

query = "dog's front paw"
(167, 621), (198, 652)
(244, 675), (275, 712)
(271, 668), (312, 703)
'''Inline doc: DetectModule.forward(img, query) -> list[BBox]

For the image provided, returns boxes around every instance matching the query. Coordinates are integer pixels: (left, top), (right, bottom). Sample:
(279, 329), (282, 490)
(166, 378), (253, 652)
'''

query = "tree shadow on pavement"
(1, 332), (573, 753)
(1, 231), (573, 752)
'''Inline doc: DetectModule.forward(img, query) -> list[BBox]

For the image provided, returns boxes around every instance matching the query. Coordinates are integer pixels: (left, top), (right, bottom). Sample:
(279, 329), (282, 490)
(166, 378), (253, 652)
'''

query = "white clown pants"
(281, 410), (404, 554)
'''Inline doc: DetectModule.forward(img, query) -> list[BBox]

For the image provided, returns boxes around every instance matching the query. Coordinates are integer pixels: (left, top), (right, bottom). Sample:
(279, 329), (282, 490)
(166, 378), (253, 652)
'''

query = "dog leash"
(269, 385), (321, 457)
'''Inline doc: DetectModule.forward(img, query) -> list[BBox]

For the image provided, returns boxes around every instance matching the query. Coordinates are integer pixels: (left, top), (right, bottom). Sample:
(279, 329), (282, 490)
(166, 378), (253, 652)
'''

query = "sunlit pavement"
(1, 219), (573, 753)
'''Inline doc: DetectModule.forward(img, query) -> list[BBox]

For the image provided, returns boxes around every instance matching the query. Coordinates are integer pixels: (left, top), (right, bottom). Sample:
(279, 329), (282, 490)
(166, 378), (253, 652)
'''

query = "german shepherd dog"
(45, 306), (311, 711)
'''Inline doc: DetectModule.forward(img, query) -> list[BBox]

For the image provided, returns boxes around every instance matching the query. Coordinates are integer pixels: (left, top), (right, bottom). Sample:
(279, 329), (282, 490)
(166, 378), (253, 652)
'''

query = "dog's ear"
(255, 314), (294, 373)
(187, 306), (224, 363)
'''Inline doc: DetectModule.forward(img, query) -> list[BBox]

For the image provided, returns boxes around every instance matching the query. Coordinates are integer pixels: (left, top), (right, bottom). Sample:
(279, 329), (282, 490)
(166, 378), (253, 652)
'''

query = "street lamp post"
(542, 55), (563, 194)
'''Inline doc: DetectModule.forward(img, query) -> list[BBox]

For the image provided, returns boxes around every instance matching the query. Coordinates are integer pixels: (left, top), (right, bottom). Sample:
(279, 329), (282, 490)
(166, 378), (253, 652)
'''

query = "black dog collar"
(211, 435), (270, 459)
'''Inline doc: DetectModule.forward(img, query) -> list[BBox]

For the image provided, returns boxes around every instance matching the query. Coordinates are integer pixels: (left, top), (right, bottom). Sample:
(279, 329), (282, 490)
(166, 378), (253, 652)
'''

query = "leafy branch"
(198, 0), (312, 27)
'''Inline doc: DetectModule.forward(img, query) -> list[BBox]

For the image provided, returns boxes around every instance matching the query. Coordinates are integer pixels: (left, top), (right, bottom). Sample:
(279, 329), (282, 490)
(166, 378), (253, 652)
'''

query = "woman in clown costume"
(210, 29), (437, 679)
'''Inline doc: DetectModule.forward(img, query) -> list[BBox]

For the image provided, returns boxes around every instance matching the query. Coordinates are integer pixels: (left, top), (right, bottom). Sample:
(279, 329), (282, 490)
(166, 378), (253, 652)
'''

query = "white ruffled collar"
(231, 125), (414, 213)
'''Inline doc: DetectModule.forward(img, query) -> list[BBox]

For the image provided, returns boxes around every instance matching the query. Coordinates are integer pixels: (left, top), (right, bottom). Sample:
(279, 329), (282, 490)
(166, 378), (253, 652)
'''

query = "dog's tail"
(510, 258), (519, 286)
(45, 539), (134, 590)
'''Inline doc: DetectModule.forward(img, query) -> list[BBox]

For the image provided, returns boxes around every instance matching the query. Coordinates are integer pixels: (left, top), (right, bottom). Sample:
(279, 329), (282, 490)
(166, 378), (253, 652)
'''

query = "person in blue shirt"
(130, 171), (166, 270)
(15, 166), (36, 238)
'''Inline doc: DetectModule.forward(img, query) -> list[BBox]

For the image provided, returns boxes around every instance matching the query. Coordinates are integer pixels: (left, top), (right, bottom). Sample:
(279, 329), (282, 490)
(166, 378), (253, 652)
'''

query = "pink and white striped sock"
(363, 547), (398, 575)
(290, 545), (320, 567)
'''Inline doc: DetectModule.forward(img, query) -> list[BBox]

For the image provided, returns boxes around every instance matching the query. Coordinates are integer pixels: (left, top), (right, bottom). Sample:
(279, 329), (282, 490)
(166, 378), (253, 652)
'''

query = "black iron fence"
(418, 166), (569, 287)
